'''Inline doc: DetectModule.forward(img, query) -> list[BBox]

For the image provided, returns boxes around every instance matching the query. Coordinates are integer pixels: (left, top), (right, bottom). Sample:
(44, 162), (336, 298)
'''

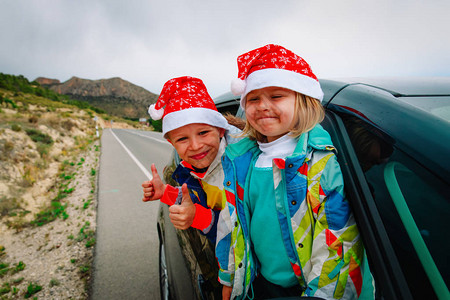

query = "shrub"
(24, 282), (42, 298)
(79, 265), (90, 274)
(25, 128), (53, 145)
(11, 123), (21, 131)
(151, 119), (162, 132)
(1, 97), (17, 109)
(11, 261), (26, 274)
(36, 142), (51, 158)
(0, 262), (10, 278)
(0, 196), (20, 217)
(21, 165), (37, 187)
(49, 278), (60, 287)
(28, 115), (38, 123)
(61, 119), (76, 131)
(0, 282), (11, 295)
(85, 238), (96, 248)
(1, 140), (14, 159)
(31, 201), (68, 226)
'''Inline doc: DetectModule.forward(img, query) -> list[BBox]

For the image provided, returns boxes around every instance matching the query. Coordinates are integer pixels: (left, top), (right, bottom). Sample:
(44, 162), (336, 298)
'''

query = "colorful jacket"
(216, 124), (370, 299)
(168, 138), (226, 243)
(165, 124), (242, 243)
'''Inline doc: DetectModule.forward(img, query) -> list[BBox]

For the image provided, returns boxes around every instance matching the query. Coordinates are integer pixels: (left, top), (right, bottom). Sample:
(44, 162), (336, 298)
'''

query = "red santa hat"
(231, 44), (324, 107)
(148, 76), (227, 137)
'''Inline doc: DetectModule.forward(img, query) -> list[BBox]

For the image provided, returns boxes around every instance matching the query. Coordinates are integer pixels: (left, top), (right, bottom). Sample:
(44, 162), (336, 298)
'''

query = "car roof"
(320, 77), (450, 97)
(322, 77), (450, 182)
(214, 91), (239, 104)
(216, 77), (450, 106)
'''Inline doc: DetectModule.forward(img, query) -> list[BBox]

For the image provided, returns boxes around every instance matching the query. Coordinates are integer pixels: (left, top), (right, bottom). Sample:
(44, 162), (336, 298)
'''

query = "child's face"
(167, 123), (225, 169)
(245, 87), (296, 142)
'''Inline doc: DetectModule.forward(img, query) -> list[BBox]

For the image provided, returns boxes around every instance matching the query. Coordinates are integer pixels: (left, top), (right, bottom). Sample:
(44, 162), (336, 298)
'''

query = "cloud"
(1, 0), (449, 97)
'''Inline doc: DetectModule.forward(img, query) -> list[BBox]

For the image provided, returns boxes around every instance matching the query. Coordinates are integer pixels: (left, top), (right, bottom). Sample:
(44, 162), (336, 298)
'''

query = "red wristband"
(191, 204), (212, 230)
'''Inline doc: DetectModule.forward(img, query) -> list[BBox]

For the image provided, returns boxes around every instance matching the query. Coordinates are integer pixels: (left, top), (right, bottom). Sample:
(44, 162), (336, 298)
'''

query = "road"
(91, 128), (173, 300)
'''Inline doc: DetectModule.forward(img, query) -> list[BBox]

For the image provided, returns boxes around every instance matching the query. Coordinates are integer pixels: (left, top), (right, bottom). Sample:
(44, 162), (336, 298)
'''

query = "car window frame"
(321, 110), (414, 299)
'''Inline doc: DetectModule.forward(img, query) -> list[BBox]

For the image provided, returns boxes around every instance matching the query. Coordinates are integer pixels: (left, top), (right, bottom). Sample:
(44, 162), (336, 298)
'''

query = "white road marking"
(110, 129), (152, 180)
(124, 129), (170, 145)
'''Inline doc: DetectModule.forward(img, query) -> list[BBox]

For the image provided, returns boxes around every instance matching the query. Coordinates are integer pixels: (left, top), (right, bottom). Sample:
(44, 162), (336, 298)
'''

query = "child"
(142, 76), (241, 243)
(216, 45), (372, 300)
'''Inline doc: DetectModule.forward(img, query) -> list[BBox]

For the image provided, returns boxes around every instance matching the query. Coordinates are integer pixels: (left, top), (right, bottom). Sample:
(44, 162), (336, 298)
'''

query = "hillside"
(36, 76), (158, 120)
(0, 74), (141, 299)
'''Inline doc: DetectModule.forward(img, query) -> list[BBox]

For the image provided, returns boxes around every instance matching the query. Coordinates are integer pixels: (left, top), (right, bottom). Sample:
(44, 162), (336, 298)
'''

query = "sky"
(1, 0), (449, 98)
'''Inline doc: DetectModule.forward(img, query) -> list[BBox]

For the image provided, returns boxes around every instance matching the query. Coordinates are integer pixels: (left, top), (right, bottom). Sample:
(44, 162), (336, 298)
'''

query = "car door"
(323, 85), (449, 300)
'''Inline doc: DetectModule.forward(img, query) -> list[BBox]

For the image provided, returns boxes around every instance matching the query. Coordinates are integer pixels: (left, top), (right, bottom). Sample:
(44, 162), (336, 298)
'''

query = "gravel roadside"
(0, 139), (100, 299)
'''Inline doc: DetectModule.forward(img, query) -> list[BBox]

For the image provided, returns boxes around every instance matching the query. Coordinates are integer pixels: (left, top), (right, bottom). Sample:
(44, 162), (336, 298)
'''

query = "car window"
(397, 96), (450, 121)
(216, 101), (239, 116)
(340, 114), (449, 297)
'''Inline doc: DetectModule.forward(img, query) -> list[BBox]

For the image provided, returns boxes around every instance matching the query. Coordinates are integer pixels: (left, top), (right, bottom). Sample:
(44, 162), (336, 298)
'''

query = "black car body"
(157, 77), (450, 300)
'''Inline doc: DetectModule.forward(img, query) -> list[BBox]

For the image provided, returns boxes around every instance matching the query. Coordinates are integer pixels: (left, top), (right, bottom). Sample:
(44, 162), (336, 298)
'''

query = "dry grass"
(0, 92), (98, 226)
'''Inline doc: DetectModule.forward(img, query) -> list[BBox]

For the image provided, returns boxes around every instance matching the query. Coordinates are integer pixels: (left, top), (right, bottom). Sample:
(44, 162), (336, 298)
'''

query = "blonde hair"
(241, 92), (324, 142)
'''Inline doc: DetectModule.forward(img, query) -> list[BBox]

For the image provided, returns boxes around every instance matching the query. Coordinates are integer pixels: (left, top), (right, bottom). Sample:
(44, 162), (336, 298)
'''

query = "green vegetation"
(151, 119), (162, 132)
(31, 168), (77, 226)
(0, 262), (9, 277)
(0, 73), (106, 113)
(83, 199), (92, 210)
(0, 95), (18, 108)
(11, 123), (21, 131)
(0, 72), (130, 298)
(12, 261), (26, 274)
(31, 201), (69, 227)
(0, 73), (64, 102)
(85, 238), (96, 248)
(65, 99), (106, 114)
(0, 258), (26, 278)
(0, 196), (21, 217)
(0, 282), (11, 296)
(25, 128), (53, 145)
(24, 282), (42, 298)
(49, 278), (60, 287)
(24, 128), (54, 158)
(77, 221), (95, 245)
(0, 277), (23, 297)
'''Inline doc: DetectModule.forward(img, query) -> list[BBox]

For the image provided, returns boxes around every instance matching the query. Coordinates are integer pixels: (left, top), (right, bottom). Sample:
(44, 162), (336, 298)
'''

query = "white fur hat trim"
(240, 68), (324, 107)
(148, 104), (164, 120)
(231, 78), (246, 96)
(162, 107), (228, 138)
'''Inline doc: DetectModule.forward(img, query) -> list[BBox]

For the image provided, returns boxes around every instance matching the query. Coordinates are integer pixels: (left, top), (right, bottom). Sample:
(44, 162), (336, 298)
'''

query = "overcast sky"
(1, 0), (449, 97)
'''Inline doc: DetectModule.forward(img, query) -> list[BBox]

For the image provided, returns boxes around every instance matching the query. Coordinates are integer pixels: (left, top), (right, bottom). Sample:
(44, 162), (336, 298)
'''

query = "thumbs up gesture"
(169, 183), (196, 230)
(142, 164), (166, 201)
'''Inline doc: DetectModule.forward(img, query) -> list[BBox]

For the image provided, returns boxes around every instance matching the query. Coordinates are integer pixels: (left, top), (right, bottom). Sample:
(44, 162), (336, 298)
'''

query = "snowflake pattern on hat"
(149, 76), (218, 120)
(236, 44), (317, 82)
(231, 44), (324, 104)
(148, 76), (227, 137)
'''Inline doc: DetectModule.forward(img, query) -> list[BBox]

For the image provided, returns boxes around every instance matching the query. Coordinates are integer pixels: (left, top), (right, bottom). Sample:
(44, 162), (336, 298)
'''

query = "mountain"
(35, 76), (158, 119)
(34, 77), (60, 86)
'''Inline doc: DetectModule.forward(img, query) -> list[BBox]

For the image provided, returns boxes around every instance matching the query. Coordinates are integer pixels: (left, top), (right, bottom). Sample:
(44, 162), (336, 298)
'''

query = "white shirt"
(255, 134), (298, 168)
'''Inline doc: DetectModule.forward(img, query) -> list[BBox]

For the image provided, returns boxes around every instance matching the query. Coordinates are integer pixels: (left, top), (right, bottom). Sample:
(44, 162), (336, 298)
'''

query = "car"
(157, 77), (450, 300)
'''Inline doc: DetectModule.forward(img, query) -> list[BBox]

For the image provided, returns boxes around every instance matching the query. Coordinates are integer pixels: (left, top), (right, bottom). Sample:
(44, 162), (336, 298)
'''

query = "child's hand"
(168, 183), (195, 229)
(142, 164), (165, 201)
(222, 285), (232, 300)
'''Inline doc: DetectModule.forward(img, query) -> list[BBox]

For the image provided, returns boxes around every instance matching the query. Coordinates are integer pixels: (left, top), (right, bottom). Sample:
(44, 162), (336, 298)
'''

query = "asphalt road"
(91, 128), (173, 300)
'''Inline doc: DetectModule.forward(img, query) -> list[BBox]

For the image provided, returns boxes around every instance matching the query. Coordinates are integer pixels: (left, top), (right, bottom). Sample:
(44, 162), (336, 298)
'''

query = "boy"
(142, 76), (240, 242)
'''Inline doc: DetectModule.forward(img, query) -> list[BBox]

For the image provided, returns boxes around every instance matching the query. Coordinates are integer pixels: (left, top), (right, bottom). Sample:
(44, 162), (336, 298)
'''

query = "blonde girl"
(216, 44), (372, 300)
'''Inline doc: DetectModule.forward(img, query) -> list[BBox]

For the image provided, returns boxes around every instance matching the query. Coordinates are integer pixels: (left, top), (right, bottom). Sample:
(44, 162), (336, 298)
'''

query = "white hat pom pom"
(148, 104), (164, 120)
(231, 78), (246, 96)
